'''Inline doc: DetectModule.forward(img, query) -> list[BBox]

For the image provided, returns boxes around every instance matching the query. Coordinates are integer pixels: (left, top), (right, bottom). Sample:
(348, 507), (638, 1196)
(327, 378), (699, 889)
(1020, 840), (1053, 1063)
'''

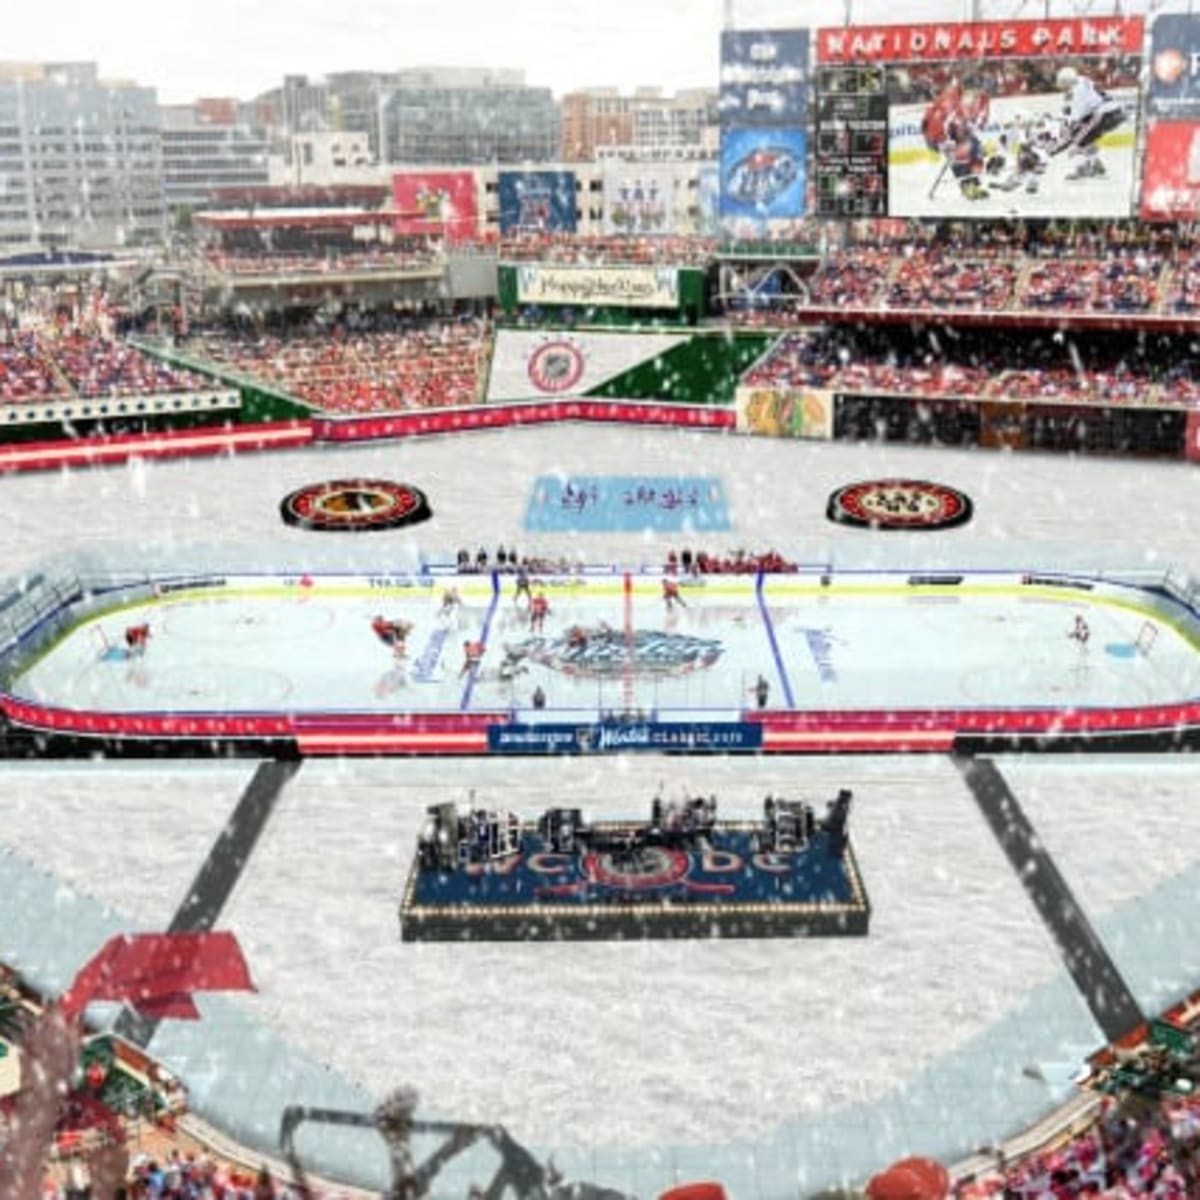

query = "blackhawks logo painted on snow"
(280, 479), (432, 532)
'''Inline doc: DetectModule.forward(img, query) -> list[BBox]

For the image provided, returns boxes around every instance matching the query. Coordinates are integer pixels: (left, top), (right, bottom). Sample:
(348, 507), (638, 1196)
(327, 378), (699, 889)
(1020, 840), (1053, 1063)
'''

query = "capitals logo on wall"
(826, 479), (972, 531)
(527, 338), (586, 394)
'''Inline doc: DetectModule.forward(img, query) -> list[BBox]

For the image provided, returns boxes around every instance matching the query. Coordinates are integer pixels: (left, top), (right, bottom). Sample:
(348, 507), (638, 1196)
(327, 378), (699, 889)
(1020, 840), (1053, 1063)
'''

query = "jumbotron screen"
(814, 16), (1144, 220)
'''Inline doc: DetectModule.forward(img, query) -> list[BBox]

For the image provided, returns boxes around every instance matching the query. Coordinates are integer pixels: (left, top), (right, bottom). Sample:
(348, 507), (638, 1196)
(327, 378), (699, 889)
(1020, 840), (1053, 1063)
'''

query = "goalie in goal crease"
(921, 68), (1127, 202)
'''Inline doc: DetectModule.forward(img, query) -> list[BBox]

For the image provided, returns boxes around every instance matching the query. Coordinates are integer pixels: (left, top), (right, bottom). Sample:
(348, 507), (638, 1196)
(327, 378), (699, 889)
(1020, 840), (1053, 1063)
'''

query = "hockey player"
(663, 577), (688, 612)
(371, 615), (414, 659)
(439, 587), (461, 622)
(124, 622), (151, 657)
(513, 564), (532, 607)
(529, 591), (550, 634)
(921, 77), (992, 201)
(1052, 66), (1126, 181)
(992, 109), (1049, 194)
(459, 639), (485, 678)
(1068, 614), (1091, 649)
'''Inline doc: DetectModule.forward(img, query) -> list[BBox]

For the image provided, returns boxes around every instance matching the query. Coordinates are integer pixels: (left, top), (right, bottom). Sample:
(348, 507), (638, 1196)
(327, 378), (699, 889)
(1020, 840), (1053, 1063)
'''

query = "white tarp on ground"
(485, 329), (689, 402)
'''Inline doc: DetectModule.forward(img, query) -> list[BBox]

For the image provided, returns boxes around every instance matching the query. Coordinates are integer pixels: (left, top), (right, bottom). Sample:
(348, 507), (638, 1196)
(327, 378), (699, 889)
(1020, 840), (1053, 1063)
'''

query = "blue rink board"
(524, 475), (731, 533)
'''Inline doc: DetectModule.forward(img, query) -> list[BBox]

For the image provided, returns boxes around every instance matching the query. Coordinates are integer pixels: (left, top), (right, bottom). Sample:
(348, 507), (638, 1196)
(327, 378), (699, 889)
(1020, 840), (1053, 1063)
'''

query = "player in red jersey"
(922, 78), (992, 201)
(124, 623), (151, 656)
(460, 639), (485, 678)
(372, 615), (414, 659)
(529, 592), (550, 634)
(662, 577), (688, 612)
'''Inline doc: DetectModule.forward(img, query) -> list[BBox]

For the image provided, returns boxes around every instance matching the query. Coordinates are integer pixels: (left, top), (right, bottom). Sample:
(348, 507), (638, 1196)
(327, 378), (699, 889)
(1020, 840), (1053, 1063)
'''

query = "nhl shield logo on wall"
(527, 339), (586, 394)
(280, 479), (432, 532)
(827, 479), (973, 531)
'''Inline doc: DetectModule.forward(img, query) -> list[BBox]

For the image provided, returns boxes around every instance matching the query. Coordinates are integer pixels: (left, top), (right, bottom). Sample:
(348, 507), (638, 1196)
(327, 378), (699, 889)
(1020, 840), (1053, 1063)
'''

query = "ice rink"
(4, 425), (1200, 1191)
(9, 570), (1200, 718)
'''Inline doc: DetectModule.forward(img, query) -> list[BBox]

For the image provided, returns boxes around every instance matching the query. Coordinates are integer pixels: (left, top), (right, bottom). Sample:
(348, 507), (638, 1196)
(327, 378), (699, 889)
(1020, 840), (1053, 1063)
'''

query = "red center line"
(623, 572), (634, 715)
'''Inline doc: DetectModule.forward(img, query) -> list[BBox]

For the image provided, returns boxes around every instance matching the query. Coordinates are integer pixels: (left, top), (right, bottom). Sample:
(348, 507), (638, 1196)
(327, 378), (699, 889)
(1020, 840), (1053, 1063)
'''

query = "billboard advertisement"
(497, 170), (577, 234)
(1141, 121), (1200, 220)
(391, 171), (478, 240)
(719, 29), (810, 126)
(1148, 14), (1200, 120)
(735, 387), (834, 440)
(513, 265), (681, 310)
(815, 17), (1143, 220)
(601, 165), (677, 236)
(719, 127), (807, 223)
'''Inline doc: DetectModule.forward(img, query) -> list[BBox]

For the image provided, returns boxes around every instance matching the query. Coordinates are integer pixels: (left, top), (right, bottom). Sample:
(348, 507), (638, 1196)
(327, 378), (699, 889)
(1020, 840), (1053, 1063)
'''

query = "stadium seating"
(49, 334), (211, 398)
(186, 317), (491, 414)
(958, 1095), (1200, 1198)
(740, 329), (1190, 409)
(0, 333), (70, 403)
(0, 329), (209, 405)
(205, 247), (443, 275)
(499, 233), (716, 266)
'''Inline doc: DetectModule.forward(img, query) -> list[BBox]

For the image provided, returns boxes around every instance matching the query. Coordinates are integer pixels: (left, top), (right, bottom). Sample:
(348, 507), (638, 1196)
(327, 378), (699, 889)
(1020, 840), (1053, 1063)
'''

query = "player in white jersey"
(992, 109), (1049, 194)
(1052, 66), (1126, 181)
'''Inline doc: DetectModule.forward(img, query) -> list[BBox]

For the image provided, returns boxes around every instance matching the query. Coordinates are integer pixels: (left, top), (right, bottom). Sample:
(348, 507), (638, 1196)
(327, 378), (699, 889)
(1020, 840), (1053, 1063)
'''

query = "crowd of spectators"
(0, 332), (70, 403)
(187, 315), (490, 415)
(664, 548), (798, 575)
(50, 332), (212, 398)
(804, 248), (892, 308)
(43, 1153), (321, 1199)
(1020, 256), (1159, 314)
(499, 232), (715, 266)
(741, 328), (1199, 409)
(888, 250), (1016, 311)
(1167, 253), (1200, 314)
(958, 1096), (1200, 1199)
(205, 247), (443, 276)
(0, 326), (210, 405)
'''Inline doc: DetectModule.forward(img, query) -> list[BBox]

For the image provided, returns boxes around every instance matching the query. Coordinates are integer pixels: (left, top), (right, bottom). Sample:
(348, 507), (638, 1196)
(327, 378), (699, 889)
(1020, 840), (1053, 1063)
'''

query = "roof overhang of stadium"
(193, 208), (390, 231)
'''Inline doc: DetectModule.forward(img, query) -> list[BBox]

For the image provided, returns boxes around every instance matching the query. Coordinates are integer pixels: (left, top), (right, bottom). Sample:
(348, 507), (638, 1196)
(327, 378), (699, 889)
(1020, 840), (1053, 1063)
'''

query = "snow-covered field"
(3, 427), (1200, 1179)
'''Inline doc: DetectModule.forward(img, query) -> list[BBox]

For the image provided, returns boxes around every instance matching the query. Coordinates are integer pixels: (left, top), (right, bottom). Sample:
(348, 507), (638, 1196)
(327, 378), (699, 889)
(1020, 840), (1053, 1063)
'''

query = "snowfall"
(3, 426), (1200, 1195)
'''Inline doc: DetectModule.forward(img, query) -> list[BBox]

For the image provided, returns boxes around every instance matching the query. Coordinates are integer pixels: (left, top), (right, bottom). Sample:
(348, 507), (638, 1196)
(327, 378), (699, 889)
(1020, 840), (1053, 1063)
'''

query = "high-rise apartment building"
(0, 61), (165, 248)
(560, 87), (717, 162)
(160, 100), (269, 211)
(381, 69), (559, 165)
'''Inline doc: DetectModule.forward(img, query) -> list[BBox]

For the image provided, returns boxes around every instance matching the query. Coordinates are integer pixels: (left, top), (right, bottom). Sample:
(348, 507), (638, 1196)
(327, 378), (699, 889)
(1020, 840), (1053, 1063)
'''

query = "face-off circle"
(280, 479), (432, 532)
(827, 479), (973, 531)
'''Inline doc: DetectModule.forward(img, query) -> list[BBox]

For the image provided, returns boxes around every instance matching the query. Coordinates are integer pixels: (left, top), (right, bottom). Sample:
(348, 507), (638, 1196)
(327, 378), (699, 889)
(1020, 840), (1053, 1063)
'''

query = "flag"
(60, 932), (254, 1023)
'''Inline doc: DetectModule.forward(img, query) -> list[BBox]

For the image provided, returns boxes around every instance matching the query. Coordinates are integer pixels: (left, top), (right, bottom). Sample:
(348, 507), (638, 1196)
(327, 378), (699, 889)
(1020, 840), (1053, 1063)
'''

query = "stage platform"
(399, 819), (869, 942)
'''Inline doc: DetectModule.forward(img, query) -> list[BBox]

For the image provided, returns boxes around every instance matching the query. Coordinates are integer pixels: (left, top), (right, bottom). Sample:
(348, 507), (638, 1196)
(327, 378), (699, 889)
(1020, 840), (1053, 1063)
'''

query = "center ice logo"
(510, 627), (723, 679)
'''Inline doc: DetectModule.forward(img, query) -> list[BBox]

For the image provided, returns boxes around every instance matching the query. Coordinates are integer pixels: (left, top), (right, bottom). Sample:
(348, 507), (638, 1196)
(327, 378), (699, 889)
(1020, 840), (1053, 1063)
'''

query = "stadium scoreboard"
(814, 65), (888, 216)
